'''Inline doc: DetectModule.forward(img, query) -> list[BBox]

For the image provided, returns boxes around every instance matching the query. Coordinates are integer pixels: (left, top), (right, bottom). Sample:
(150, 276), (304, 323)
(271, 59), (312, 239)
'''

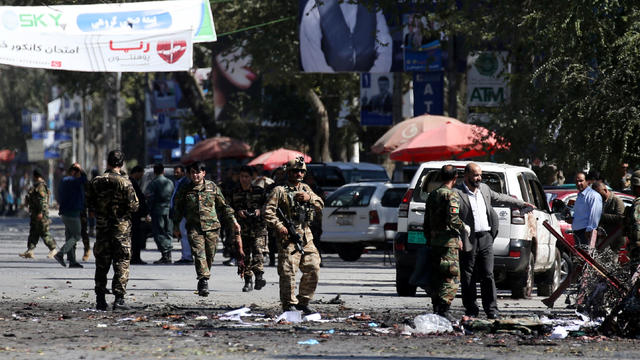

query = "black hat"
(107, 150), (124, 167)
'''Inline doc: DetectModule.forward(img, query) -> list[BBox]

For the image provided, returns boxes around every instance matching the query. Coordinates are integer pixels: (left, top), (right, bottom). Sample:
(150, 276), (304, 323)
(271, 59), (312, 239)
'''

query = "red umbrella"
(247, 148), (312, 171)
(389, 121), (506, 162)
(371, 115), (463, 154)
(181, 136), (253, 163)
(0, 149), (16, 162)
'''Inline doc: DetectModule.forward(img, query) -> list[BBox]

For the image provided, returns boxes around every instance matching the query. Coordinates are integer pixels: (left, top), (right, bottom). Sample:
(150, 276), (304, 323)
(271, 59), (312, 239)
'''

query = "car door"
(407, 168), (440, 247)
(323, 185), (376, 239)
(525, 173), (555, 269)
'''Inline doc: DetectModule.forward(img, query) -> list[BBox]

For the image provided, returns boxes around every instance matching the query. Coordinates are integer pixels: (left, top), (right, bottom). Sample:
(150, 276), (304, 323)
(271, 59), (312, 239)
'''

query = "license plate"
(408, 231), (426, 244)
(336, 216), (353, 226)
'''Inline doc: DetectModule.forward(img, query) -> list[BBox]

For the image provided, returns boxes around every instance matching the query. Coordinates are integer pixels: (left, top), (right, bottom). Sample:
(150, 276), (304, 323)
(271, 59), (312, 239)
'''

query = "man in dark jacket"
(146, 163), (174, 264)
(129, 166), (149, 265)
(593, 181), (625, 252)
(54, 163), (87, 268)
(454, 163), (531, 319)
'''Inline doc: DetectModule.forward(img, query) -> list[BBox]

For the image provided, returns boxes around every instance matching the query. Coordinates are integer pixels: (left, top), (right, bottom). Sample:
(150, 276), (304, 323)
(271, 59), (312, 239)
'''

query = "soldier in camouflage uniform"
(423, 165), (466, 322)
(19, 169), (58, 259)
(231, 166), (268, 292)
(625, 170), (640, 261)
(86, 150), (139, 310)
(264, 156), (324, 314)
(172, 161), (241, 297)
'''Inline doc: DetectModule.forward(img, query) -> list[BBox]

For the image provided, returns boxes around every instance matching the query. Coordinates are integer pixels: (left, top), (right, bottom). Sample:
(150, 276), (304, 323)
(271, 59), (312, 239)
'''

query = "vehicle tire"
(336, 244), (363, 262)
(396, 267), (417, 297)
(559, 251), (572, 284)
(537, 249), (561, 297)
(511, 253), (534, 299)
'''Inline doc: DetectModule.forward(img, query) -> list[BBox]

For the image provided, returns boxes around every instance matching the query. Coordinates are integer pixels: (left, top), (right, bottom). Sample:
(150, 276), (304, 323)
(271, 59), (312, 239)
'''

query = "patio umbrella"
(181, 136), (253, 163)
(370, 115), (463, 154)
(0, 149), (15, 162)
(389, 121), (505, 162)
(247, 148), (312, 171)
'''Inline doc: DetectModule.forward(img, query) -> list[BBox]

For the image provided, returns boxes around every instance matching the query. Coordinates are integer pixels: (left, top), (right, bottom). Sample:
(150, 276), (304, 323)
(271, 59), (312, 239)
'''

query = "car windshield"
(412, 168), (505, 203)
(326, 185), (376, 207)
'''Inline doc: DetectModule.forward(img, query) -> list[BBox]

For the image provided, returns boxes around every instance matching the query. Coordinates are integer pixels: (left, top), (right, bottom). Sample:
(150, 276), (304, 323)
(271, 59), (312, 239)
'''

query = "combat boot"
(113, 296), (131, 310)
(254, 272), (266, 290)
(96, 292), (108, 311)
(437, 303), (457, 323)
(197, 278), (209, 297)
(294, 304), (316, 315)
(242, 277), (253, 292)
(47, 248), (58, 259)
(19, 249), (35, 259)
(153, 252), (172, 264)
(82, 248), (91, 262)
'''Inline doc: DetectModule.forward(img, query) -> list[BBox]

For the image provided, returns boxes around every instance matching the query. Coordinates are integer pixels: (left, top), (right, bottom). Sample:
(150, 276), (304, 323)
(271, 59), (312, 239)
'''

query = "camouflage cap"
(286, 155), (307, 172)
(631, 170), (640, 186)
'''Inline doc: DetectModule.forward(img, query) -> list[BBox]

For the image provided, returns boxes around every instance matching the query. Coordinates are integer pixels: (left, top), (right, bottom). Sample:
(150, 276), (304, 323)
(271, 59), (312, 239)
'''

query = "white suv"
(394, 161), (562, 299)
(321, 182), (409, 261)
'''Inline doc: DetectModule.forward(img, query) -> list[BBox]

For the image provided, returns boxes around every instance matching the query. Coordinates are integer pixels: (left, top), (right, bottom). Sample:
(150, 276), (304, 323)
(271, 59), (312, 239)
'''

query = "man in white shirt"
(454, 163), (532, 319)
(299, 0), (392, 73)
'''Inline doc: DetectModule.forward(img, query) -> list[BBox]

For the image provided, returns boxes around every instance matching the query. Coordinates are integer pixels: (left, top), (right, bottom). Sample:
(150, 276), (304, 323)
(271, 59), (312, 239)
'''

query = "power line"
(217, 16), (295, 37)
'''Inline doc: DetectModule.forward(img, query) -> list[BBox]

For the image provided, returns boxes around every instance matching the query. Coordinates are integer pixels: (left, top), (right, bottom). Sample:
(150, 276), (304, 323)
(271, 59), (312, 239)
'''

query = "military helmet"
(631, 170), (640, 186)
(286, 155), (307, 172)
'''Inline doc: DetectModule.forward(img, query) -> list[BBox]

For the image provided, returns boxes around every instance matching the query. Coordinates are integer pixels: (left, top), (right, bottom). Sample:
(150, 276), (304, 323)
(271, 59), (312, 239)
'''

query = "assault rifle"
(277, 208), (305, 255)
(541, 221), (628, 308)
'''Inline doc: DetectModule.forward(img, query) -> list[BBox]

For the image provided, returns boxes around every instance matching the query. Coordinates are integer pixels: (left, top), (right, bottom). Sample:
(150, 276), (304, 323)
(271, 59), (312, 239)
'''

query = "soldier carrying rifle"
(264, 156), (324, 314)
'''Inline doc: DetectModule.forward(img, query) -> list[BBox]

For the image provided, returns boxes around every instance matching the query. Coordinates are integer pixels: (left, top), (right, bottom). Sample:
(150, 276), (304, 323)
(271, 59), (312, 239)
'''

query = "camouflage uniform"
(25, 179), (57, 252)
(264, 181), (323, 309)
(626, 196), (640, 261)
(86, 170), (139, 297)
(172, 179), (236, 281)
(424, 185), (465, 310)
(230, 184), (267, 279)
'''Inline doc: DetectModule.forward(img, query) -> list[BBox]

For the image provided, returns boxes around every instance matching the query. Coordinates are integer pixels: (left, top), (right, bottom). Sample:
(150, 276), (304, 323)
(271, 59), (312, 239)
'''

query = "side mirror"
(551, 199), (567, 214)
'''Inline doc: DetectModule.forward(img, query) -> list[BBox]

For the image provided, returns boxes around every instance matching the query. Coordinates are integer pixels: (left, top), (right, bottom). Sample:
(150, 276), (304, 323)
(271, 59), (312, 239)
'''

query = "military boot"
(47, 248), (58, 259)
(154, 252), (172, 264)
(96, 292), (108, 311)
(437, 303), (457, 323)
(242, 277), (253, 292)
(113, 296), (131, 310)
(197, 278), (209, 297)
(254, 272), (266, 290)
(19, 249), (35, 259)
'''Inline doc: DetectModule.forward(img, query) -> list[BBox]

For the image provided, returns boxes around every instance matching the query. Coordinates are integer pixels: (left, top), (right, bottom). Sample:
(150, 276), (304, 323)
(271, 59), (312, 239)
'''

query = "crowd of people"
(17, 150), (326, 313)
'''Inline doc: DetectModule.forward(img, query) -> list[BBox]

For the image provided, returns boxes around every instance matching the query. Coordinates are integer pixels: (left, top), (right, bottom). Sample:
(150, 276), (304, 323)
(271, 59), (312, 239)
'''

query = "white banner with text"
(0, 29), (193, 72)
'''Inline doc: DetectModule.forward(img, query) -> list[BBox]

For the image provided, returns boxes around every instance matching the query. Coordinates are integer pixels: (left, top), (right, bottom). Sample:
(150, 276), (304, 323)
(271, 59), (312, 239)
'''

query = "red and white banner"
(0, 29), (192, 72)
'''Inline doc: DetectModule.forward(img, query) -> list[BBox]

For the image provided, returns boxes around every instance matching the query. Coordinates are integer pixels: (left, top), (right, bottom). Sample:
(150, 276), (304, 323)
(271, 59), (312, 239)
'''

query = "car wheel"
(511, 253), (534, 299)
(336, 244), (363, 262)
(559, 251), (572, 284)
(396, 266), (417, 297)
(537, 249), (561, 297)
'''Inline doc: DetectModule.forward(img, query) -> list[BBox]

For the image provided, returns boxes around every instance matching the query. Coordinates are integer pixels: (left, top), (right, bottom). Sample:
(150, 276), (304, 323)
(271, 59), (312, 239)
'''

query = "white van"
(394, 161), (562, 299)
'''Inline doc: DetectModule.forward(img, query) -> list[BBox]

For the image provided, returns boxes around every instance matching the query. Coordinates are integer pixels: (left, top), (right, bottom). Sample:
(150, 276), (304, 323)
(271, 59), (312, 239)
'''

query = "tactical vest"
(284, 183), (315, 227)
(317, 0), (377, 71)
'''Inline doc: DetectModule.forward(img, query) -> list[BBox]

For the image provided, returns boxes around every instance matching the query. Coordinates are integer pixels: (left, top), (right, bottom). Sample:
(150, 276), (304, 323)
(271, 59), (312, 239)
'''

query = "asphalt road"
(0, 211), (554, 315)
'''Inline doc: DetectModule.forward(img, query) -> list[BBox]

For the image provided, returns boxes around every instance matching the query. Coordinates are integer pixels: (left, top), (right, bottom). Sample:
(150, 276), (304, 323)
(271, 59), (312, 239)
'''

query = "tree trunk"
(306, 88), (332, 162)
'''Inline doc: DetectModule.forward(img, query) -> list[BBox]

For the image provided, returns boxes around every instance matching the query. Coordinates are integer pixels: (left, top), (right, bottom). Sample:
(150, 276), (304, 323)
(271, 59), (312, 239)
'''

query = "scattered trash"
(373, 328), (393, 334)
(327, 294), (345, 305)
(275, 311), (302, 323)
(348, 313), (372, 321)
(195, 315), (208, 321)
(297, 339), (319, 345)
(549, 326), (569, 339)
(324, 329), (335, 334)
(368, 322), (379, 327)
(302, 313), (322, 322)
(413, 314), (453, 334)
(96, 324), (107, 328)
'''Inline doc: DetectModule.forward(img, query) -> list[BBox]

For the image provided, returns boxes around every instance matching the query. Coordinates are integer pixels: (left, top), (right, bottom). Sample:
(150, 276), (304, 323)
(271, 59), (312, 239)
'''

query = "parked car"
(394, 161), (562, 299)
(307, 162), (389, 197)
(545, 187), (635, 274)
(392, 164), (419, 183)
(321, 181), (409, 261)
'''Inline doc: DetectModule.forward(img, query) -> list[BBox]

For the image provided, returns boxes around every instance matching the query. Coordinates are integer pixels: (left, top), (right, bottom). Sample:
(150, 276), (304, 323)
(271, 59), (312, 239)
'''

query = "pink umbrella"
(371, 115), (463, 154)
(248, 148), (312, 171)
(389, 121), (506, 162)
